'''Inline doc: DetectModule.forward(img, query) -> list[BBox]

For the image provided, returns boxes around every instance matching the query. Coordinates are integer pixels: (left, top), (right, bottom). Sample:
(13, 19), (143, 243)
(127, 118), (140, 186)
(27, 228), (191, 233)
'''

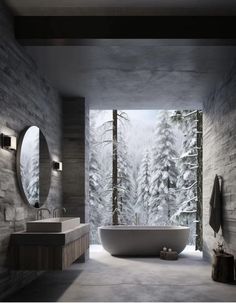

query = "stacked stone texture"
(203, 64), (236, 260)
(0, 3), (62, 299)
(62, 98), (89, 223)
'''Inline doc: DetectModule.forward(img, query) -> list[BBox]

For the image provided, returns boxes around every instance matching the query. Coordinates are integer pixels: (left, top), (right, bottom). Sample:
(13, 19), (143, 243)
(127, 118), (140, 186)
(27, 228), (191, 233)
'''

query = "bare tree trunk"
(167, 171), (170, 220)
(112, 110), (119, 225)
(196, 110), (203, 250)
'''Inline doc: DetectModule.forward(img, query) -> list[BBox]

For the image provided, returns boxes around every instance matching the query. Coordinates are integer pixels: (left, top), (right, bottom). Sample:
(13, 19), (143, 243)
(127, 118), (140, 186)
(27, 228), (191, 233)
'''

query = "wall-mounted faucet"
(53, 207), (66, 218)
(36, 208), (51, 220)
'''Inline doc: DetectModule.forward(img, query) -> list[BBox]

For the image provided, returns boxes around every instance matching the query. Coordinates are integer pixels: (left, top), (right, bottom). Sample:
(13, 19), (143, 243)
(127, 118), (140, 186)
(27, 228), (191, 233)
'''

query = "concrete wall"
(0, 3), (62, 299)
(203, 64), (236, 260)
(62, 98), (89, 223)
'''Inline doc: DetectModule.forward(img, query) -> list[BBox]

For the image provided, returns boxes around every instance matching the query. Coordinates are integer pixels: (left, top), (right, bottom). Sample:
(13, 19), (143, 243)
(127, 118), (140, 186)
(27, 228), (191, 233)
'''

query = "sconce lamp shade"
(53, 161), (63, 171)
(1, 134), (17, 150)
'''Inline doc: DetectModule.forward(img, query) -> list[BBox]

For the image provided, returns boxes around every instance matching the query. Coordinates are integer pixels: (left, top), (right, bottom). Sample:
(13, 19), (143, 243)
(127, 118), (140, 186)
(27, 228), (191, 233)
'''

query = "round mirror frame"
(16, 126), (52, 208)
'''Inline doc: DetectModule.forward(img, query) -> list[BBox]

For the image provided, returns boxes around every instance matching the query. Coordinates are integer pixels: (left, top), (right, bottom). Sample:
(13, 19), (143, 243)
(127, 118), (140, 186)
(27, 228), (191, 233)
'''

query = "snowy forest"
(89, 110), (202, 248)
(20, 126), (40, 207)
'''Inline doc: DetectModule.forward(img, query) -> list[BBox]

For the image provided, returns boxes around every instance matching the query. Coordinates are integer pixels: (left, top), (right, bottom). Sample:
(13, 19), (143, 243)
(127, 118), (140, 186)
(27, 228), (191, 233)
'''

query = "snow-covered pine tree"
(150, 111), (179, 225)
(97, 110), (133, 225)
(136, 149), (152, 225)
(95, 110), (113, 227)
(23, 131), (40, 206)
(171, 110), (199, 245)
(89, 122), (104, 243)
(100, 166), (112, 226)
(117, 120), (134, 225)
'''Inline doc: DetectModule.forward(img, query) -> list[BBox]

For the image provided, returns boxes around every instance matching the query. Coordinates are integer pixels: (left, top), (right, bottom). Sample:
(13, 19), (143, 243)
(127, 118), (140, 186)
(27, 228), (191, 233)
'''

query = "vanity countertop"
(11, 223), (90, 246)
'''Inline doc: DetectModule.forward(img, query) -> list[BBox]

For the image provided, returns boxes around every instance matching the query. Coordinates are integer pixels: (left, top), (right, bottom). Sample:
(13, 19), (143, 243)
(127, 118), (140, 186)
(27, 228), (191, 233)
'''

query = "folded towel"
(209, 175), (222, 235)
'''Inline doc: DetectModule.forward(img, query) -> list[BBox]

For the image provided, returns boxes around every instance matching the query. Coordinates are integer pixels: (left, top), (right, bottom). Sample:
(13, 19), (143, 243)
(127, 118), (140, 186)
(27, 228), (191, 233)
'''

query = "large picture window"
(89, 110), (202, 249)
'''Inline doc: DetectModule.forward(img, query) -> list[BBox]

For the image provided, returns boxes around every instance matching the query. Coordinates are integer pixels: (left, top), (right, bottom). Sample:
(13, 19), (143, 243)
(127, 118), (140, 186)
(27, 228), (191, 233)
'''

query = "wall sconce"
(0, 134), (17, 150)
(53, 161), (63, 171)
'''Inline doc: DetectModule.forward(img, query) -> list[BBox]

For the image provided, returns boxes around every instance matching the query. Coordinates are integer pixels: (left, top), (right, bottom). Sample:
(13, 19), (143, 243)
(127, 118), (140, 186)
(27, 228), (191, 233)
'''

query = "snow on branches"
(89, 110), (201, 245)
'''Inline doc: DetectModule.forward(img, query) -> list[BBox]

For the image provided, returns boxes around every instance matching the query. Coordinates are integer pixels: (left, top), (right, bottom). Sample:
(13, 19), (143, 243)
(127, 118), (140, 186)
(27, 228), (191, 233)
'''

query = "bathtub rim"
(98, 225), (190, 230)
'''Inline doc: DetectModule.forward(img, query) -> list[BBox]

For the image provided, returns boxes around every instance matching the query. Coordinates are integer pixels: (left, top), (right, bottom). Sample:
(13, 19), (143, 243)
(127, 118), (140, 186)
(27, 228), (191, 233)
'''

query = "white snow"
(89, 110), (200, 245)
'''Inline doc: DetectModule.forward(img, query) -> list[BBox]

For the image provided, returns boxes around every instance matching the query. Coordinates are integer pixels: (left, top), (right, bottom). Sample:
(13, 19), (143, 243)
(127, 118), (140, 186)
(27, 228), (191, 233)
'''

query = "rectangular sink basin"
(26, 217), (80, 232)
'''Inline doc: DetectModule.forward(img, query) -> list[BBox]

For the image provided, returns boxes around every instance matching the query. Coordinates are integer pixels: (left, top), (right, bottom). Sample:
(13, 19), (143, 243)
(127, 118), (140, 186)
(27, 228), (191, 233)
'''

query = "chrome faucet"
(53, 207), (66, 218)
(36, 208), (51, 220)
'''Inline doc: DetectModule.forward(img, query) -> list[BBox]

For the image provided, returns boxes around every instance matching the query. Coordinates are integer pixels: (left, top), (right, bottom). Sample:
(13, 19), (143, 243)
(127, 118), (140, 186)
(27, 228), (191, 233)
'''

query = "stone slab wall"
(62, 98), (89, 223)
(0, 3), (62, 299)
(203, 64), (236, 260)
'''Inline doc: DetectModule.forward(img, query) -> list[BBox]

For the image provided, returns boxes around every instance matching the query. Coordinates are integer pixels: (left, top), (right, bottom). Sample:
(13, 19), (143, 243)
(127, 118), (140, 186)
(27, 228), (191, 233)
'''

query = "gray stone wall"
(203, 64), (236, 260)
(62, 98), (89, 223)
(0, 3), (62, 299)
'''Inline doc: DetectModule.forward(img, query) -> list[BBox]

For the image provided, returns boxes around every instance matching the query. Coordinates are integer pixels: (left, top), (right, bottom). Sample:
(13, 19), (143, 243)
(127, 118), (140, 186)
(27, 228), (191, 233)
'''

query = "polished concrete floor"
(5, 246), (236, 302)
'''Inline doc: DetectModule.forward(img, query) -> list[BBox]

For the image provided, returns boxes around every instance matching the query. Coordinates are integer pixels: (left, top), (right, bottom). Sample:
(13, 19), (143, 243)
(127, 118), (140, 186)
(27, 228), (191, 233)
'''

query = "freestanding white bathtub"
(98, 225), (190, 256)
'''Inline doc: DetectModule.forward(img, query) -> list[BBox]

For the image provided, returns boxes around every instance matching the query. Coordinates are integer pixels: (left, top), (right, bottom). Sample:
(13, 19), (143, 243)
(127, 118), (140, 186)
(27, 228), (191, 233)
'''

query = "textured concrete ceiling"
(25, 44), (236, 109)
(5, 0), (236, 16)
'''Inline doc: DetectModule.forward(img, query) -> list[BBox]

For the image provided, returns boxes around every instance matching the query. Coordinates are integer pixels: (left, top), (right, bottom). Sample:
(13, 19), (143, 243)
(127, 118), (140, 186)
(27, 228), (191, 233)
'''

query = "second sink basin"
(26, 217), (80, 232)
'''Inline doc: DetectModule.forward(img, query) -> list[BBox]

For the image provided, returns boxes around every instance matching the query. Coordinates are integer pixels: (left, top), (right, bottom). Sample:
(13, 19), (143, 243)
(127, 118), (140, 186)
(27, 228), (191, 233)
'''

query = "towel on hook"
(209, 174), (222, 235)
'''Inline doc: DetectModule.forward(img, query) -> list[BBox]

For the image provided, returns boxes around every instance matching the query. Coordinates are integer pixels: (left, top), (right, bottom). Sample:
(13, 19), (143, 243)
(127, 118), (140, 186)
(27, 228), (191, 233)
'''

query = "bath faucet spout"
(53, 207), (66, 218)
(36, 208), (51, 220)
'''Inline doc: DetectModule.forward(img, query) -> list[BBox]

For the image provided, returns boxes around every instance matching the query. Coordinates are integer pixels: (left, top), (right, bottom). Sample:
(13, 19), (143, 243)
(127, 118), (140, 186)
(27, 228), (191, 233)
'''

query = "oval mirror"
(17, 126), (51, 208)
